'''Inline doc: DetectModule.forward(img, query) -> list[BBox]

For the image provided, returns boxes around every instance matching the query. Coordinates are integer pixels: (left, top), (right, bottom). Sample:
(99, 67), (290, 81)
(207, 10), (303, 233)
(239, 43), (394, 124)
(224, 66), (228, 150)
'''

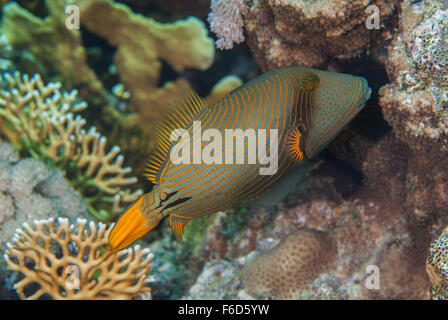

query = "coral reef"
(140, 1), (447, 296)
(380, 1), (448, 153)
(2, 0), (446, 302)
(208, 0), (249, 49)
(243, 229), (335, 299)
(1, 0), (107, 105)
(427, 226), (448, 300)
(1, 0), (244, 154)
(205, 75), (243, 105)
(243, 0), (399, 71)
(0, 142), (87, 247)
(410, 7), (448, 87)
(0, 34), (13, 72)
(184, 259), (246, 300)
(179, 130), (431, 300)
(4, 217), (153, 299)
(379, 0), (448, 219)
(144, 0), (211, 19)
(0, 71), (142, 221)
(76, 0), (215, 135)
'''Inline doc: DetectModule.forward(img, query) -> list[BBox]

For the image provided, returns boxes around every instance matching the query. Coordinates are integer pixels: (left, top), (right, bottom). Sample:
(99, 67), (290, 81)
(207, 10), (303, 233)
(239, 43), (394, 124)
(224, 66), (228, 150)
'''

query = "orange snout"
(107, 195), (151, 252)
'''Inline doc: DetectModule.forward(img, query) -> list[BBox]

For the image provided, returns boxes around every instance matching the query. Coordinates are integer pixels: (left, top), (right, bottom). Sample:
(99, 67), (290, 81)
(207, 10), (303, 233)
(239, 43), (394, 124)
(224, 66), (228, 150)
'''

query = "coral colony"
(0, 0), (447, 301)
(0, 72), (142, 221)
(4, 218), (153, 299)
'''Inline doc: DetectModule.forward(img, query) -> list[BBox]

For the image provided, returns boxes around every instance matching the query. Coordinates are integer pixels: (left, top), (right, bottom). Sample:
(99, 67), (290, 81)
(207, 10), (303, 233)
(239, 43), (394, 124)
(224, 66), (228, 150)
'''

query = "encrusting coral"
(243, 0), (399, 70)
(0, 71), (142, 221)
(4, 217), (153, 300)
(0, 142), (87, 247)
(379, 0), (448, 218)
(427, 225), (448, 300)
(243, 228), (335, 299)
(380, 1), (448, 153)
(410, 7), (448, 87)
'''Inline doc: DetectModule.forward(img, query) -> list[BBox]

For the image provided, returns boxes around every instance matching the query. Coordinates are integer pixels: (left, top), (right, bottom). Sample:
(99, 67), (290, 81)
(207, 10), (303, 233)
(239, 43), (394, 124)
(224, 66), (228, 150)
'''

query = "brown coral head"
(4, 217), (154, 300)
(243, 228), (336, 299)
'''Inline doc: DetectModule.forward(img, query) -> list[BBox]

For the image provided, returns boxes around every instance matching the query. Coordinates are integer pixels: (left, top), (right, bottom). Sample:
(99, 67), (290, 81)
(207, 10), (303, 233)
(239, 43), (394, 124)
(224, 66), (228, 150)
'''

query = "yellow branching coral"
(4, 217), (153, 300)
(0, 71), (142, 221)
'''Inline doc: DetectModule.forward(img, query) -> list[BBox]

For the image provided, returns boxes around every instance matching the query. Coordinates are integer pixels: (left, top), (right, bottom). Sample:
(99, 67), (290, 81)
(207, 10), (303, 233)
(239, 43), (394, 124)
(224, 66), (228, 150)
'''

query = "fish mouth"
(107, 195), (151, 251)
(366, 87), (372, 99)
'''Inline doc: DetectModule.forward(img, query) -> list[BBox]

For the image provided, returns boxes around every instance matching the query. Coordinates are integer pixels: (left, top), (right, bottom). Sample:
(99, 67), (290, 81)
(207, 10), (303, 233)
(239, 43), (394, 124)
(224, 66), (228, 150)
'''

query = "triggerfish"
(108, 65), (371, 251)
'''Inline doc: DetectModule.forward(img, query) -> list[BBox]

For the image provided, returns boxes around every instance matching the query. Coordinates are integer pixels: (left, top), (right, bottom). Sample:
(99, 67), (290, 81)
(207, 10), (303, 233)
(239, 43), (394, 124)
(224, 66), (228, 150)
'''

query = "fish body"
(108, 65), (371, 251)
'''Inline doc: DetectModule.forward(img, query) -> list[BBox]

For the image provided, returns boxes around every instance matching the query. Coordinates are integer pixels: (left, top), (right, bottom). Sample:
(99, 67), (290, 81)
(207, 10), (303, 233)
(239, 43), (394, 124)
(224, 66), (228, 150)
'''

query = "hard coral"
(4, 217), (153, 300)
(380, 1), (448, 153)
(1, 0), (106, 105)
(0, 71), (142, 221)
(410, 8), (448, 87)
(2, 0), (242, 145)
(243, 228), (335, 299)
(185, 259), (245, 300)
(0, 35), (13, 72)
(208, 0), (249, 49)
(205, 75), (244, 105)
(427, 226), (448, 300)
(244, 0), (398, 71)
(0, 142), (87, 247)
(379, 0), (448, 218)
(75, 0), (215, 135)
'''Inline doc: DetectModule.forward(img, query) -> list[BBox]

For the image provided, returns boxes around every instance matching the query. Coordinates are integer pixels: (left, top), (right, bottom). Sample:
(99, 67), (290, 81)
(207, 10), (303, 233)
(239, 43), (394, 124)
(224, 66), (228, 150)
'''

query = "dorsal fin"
(144, 90), (208, 184)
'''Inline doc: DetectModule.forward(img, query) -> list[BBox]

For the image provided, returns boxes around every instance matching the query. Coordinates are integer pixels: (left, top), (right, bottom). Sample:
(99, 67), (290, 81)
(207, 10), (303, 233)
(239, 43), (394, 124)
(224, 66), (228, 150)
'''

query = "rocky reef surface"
(243, 0), (399, 70)
(183, 0), (447, 300)
(0, 142), (88, 247)
(1, 0), (448, 300)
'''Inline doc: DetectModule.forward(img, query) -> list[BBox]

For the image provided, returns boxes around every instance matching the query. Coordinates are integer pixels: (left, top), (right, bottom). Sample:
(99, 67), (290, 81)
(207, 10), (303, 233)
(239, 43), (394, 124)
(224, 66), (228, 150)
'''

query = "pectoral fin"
(286, 126), (307, 163)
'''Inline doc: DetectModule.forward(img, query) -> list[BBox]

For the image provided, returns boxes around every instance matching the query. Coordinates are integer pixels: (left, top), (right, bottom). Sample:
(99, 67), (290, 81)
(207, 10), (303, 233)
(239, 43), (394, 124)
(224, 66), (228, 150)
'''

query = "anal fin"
(169, 214), (190, 241)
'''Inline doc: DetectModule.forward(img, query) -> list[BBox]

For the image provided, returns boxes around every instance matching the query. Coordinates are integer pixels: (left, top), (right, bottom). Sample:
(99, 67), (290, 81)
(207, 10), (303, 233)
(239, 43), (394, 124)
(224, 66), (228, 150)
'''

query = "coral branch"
(4, 217), (153, 300)
(0, 71), (142, 221)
